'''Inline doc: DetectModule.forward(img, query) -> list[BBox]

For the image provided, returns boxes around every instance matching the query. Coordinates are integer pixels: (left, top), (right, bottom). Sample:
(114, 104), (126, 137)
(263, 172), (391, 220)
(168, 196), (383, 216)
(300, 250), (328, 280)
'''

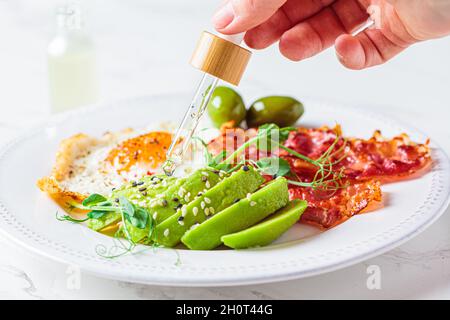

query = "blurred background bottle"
(47, 3), (99, 112)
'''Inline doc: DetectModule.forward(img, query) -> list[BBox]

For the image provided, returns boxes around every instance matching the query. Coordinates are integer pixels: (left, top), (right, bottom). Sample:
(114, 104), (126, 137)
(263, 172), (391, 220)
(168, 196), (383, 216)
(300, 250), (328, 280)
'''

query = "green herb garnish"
(58, 193), (156, 257)
(196, 123), (348, 192)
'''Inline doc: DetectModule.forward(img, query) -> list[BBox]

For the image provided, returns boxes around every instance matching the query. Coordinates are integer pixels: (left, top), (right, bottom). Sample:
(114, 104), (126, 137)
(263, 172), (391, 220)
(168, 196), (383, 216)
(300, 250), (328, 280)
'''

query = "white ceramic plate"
(0, 95), (449, 287)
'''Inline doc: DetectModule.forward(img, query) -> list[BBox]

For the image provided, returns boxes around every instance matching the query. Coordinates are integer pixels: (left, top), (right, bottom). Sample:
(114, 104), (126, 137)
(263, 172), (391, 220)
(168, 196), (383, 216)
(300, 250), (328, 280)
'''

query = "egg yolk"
(106, 132), (172, 173)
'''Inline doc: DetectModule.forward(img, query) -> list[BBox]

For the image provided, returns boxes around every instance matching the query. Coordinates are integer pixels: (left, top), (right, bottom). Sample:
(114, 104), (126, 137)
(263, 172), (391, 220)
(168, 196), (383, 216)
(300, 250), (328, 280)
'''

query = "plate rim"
(0, 94), (449, 287)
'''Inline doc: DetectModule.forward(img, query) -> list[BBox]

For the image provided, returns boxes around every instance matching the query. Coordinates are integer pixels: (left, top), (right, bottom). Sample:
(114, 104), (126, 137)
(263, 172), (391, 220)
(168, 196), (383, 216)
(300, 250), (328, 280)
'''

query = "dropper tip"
(162, 159), (176, 176)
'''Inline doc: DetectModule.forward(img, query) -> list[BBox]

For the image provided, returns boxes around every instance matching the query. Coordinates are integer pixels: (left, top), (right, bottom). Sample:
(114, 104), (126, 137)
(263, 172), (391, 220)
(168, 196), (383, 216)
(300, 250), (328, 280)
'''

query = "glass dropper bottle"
(47, 3), (99, 112)
(162, 32), (251, 176)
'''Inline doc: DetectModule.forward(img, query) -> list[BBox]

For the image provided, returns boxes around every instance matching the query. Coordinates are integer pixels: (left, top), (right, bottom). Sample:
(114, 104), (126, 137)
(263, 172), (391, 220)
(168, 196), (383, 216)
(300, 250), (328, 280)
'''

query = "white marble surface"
(0, 0), (449, 299)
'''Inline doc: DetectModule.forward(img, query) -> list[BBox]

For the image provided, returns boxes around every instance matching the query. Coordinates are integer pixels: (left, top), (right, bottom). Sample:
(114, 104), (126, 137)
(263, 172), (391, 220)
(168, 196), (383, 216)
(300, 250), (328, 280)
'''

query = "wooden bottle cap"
(190, 31), (251, 86)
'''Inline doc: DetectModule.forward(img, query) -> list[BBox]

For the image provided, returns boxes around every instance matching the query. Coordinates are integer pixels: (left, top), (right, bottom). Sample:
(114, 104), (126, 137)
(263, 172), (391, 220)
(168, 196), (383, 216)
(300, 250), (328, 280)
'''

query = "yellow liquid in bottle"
(47, 6), (99, 113)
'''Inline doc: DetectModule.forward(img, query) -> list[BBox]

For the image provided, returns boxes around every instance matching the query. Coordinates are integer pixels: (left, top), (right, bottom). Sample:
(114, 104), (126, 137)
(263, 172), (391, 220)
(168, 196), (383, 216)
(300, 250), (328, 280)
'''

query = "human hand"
(212, 0), (450, 69)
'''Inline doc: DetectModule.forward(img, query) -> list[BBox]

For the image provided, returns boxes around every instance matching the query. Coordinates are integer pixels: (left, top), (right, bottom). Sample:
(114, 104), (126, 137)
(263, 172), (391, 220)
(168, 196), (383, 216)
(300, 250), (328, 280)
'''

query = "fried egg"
(37, 126), (173, 210)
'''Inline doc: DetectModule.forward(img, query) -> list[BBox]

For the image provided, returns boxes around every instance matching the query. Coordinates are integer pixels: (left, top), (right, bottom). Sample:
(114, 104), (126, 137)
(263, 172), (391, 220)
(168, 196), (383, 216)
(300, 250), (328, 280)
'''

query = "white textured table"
(0, 0), (449, 299)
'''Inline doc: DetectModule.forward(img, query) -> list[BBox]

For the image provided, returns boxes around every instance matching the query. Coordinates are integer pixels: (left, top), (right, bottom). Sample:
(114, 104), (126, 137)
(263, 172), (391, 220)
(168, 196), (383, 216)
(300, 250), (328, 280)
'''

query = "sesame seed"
(177, 217), (185, 226)
(153, 212), (158, 219)
(193, 207), (198, 216)
(160, 199), (168, 207)
(209, 207), (215, 214)
(205, 181), (211, 189)
(201, 176), (208, 182)
(201, 171), (209, 176)
(190, 223), (200, 230)
(204, 208), (210, 216)
(131, 181), (138, 187)
(197, 192), (203, 197)
(184, 195), (190, 202)
(204, 197), (211, 204)
(172, 197), (179, 202)
(138, 187), (147, 192)
(181, 206), (187, 217)
(233, 199), (240, 203)
(246, 193), (252, 200)
(250, 201), (257, 207)
(137, 181), (144, 186)
(150, 201), (158, 208)
(201, 201), (205, 209)
(164, 229), (170, 237)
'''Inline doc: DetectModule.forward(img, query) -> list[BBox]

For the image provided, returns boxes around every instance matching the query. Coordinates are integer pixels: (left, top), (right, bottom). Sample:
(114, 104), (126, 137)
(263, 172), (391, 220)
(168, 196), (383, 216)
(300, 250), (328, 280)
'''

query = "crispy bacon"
(284, 127), (431, 182)
(208, 125), (431, 229)
(290, 180), (382, 228)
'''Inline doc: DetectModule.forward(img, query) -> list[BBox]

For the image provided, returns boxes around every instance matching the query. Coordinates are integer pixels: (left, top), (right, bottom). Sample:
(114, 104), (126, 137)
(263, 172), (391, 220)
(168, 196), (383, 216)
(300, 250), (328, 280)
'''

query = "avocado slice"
(181, 177), (289, 250)
(153, 166), (265, 247)
(112, 174), (177, 202)
(146, 168), (224, 224)
(87, 174), (177, 232)
(88, 168), (224, 235)
(221, 200), (307, 249)
(108, 168), (225, 243)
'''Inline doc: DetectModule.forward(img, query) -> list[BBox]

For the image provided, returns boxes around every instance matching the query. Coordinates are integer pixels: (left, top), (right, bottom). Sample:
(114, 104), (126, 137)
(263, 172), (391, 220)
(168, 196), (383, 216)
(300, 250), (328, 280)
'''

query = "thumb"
(213, 0), (287, 34)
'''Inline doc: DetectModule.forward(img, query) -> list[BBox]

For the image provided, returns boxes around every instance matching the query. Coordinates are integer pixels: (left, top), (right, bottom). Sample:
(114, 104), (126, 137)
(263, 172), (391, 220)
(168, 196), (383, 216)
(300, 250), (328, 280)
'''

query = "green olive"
(207, 86), (246, 128)
(246, 96), (304, 128)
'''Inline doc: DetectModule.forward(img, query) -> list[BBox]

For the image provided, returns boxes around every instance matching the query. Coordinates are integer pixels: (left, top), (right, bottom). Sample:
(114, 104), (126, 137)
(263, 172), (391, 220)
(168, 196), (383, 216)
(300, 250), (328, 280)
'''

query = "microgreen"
(256, 157), (291, 177)
(95, 236), (136, 259)
(87, 210), (107, 219)
(55, 211), (89, 223)
(66, 194), (151, 230)
(82, 193), (108, 207)
(220, 125), (295, 164)
(119, 196), (135, 218)
(129, 207), (149, 229)
(194, 124), (348, 192)
(59, 191), (156, 257)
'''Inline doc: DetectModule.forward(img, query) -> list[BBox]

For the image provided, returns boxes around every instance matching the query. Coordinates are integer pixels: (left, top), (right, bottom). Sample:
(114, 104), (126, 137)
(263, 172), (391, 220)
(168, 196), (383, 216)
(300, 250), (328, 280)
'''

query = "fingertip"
(335, 35), (366, 70)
